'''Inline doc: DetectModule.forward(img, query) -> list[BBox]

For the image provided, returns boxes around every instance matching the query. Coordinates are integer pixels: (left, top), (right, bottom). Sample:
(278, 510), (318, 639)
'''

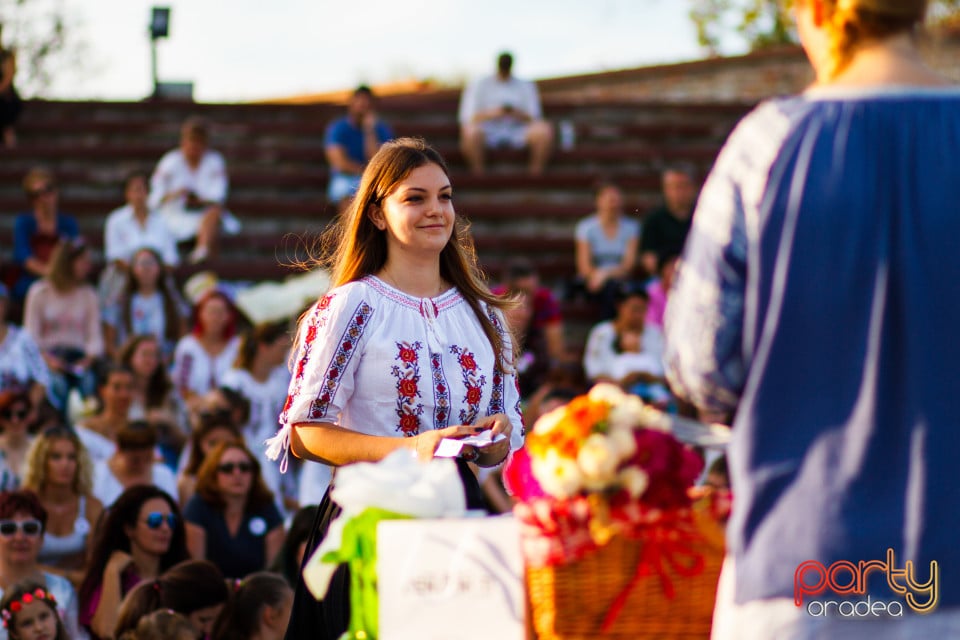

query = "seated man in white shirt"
(458, 52), (553, 176)
(148, 116), (241, 264)
(99, 171), (180, 307)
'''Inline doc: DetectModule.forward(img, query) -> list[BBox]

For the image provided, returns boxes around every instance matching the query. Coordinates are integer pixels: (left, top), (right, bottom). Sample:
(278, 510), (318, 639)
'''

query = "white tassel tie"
(264, 424), (292, 474)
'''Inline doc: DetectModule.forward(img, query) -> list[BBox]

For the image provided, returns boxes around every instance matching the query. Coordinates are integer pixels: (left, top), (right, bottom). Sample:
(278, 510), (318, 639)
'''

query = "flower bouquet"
(504, 384), (727, 639)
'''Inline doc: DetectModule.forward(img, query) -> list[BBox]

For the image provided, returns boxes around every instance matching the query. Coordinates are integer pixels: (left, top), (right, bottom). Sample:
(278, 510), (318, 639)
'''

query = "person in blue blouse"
(12, 168), (78, 305)
(323, 85), (394, 210)
(183, 440), (284, 580)
(664, 0), (960, 637)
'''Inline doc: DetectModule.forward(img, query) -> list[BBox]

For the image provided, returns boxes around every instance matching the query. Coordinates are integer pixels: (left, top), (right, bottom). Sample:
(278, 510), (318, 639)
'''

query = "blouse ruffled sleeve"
(265, 286), (376, 471)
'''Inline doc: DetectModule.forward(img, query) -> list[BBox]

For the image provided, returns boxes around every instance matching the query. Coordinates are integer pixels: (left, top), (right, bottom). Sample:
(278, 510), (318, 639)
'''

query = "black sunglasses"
(143, 512), (178, 530)
(0, 519), (43, 537)
(0, 408), (29, 421)
(217, 461), (253, 475)
(27, 184), (57, 198)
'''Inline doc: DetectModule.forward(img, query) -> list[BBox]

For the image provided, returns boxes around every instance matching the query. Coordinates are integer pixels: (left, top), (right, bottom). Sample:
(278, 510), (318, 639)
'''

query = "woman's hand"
(410, 424), (480, 462)
(472, 413), (513, 468)
(105, 550), (133, 576)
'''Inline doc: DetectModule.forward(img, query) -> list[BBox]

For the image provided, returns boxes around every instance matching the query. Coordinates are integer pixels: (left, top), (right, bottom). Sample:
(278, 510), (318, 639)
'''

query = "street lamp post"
(149, 7), (170, 98)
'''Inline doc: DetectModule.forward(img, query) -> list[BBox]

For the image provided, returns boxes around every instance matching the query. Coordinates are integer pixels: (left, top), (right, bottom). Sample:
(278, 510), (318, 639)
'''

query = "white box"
(377, 516), (525, 640)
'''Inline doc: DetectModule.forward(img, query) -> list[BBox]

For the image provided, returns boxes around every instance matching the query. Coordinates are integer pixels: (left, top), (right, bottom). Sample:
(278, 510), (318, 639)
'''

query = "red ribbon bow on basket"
(601, 521), (706, 632)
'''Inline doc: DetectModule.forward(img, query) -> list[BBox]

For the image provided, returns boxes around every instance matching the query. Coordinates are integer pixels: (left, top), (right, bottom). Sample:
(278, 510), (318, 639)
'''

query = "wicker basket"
(526, 511), (724, 639)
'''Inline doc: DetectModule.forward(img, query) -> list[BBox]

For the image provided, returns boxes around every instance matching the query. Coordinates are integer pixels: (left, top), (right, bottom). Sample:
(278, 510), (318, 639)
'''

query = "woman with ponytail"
(211, 572), (292, 640)
(665, 1), (960, 638)
(113, 560), (228, 640)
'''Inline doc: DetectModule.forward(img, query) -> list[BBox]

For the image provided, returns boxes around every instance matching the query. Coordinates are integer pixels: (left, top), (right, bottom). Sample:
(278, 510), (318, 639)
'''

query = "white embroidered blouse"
(267, 276), (524, 470)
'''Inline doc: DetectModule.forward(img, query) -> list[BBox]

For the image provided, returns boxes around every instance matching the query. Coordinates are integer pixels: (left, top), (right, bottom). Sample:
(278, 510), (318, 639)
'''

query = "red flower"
(399, 347), (417, 363)
(10, 602), (20, 613)
(318, 295), (333, 310)
(342, 341), (353, 352)
(21, 594), (32, 605)
(503, 448), (546, 501)
(328, 367), (339, 380)
(398, 379), (418, 398)
(282, 395), (293, 413)
(305, 325), (318, 344)
(355, 315), (365, 325)
(436, 383), (446, 394)
(437, 412), (446, 421)
(399, 413), (419, 434)
(459, 353), (477, 372)
(466, 386), (482, 405)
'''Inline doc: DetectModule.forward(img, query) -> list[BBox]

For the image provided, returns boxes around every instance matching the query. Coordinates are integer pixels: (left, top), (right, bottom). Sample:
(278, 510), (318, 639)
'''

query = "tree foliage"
(0, 0), (83, 96)
(690, 0), (960, 55)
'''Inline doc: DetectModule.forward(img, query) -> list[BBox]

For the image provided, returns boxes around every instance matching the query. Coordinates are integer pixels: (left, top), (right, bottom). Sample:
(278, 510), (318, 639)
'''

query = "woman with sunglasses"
(183, 441), (283, 580)
(22, 427), (102, 588)
(0, 392), (34, 490)
(11, 168), (79, 306)
(0, 490), (82, 640)
(78, 485), (187, 640)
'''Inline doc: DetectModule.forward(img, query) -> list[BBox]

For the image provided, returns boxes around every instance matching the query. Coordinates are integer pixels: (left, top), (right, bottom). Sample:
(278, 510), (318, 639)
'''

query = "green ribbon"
(322, 507), (412, 640)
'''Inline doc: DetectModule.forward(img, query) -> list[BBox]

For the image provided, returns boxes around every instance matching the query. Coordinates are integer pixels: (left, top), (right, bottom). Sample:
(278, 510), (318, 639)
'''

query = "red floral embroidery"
(399, 378), (418, 398)
(430, 352), (450, 429)
(392, 341), (424, 436)
(466, 385), (482, 405)
(450, 345), (485, 425)
(459, 353), (477, 372)
(305, 325), (318, 344)
(399, 413), (420, 435)
(318, 294), (334, 310)
(304, 301), (372, 420)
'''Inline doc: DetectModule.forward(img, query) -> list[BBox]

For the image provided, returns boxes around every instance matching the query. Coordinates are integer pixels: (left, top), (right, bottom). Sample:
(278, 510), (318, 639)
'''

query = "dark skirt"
(284, 458), (487, 640)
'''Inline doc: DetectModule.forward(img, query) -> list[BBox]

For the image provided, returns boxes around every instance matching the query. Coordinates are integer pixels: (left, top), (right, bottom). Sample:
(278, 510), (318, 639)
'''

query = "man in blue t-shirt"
(323, 85), (393, 209)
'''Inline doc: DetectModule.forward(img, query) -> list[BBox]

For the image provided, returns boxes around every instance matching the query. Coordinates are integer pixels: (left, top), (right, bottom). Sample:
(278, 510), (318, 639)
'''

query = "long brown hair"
(119, 334), (173, 409)
(233, 321), (288, 371)
(122, 247), (183, 346)
(194, 440), (274, 512)
(47, 237), (88, 293)
(821, 0), (927, 78)
(311, 137), (513, 367)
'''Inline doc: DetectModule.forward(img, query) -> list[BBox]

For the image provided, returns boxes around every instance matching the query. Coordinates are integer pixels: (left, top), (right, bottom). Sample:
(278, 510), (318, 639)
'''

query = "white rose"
(607, 426), (637, 459)
(533, 405), (566, 435)
(608, 394), (647, 432)
(577, 433), (620, 490)
(588, 383), (626, 406)
(619, 466), (650, 499)
(531, 449), (583, 499)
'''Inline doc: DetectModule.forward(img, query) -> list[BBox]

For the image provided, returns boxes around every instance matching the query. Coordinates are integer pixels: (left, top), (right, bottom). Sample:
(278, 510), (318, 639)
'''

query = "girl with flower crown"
(0, 580), (68, 640)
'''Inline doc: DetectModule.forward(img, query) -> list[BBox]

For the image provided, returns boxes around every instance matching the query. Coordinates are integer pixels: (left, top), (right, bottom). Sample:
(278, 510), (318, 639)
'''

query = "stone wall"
(538, 31), (960, 103)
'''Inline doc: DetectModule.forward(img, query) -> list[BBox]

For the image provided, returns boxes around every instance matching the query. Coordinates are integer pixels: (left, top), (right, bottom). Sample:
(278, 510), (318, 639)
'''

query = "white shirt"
(583, 321), (665, 382)
(458, 74), (543, 124)
(279, 276), (524, 450)
(222, 366), (291, 506)
(171, 334), (241, 401)
(74, 425), (116, 466)
(104, 204), (180, 266)
(91, 459), (179, 507)
(0, 325), (51, 393)
(148, 148), (228, 210)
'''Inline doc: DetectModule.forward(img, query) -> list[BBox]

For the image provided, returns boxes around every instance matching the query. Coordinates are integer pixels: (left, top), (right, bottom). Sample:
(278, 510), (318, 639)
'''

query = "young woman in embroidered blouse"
(171, 291), (240, 414)
(23, 427), (103, 588)
(269, 137), (523, 640)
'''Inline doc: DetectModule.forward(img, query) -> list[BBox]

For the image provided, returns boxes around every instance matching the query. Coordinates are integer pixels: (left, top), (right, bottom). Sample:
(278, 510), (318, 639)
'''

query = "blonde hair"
(22, 427), (94, 496)
(824, 0), (928, 78)
(310, 136), (513, 368)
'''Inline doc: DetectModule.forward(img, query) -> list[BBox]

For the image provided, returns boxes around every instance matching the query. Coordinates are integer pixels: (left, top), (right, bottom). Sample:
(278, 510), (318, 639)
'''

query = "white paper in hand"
(434, 431), (506, 458)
